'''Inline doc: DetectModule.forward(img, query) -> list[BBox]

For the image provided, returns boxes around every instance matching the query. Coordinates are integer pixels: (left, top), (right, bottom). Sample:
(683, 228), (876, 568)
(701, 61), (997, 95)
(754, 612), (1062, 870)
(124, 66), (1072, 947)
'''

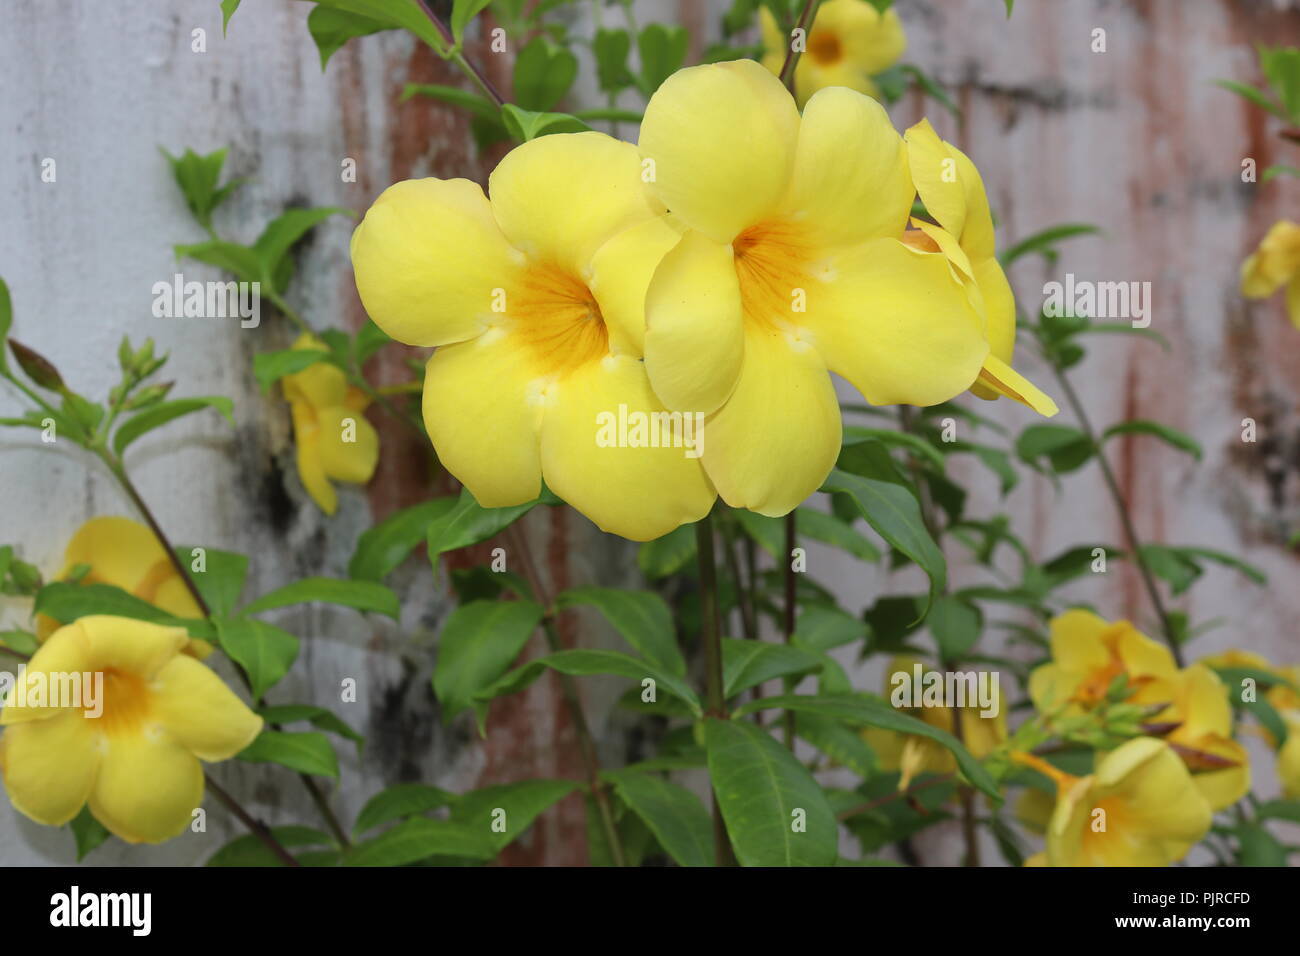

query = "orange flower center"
(733, 220), (815, 332)
(1079, 796), (1128, 864)
(97, 667), (152, 737)
(512, 263), (609, 377)
(808, 28), (843, 66)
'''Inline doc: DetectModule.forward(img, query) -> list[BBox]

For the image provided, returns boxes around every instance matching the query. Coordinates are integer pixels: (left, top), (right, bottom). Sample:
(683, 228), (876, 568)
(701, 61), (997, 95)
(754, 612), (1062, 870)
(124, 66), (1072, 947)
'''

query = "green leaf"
(636, 23), (689, 95)
(704, 718), (838, 866)
(345, 817), (495, 866)
(734, 694), (999, 799)
(350, 498), (457, 581)
(1137, 545), (1201, 596)
(258, 704), (362, 748)
(821, 446), (946, 613)
(220, 0), (243, 34)
(605, 771), (712, 867)
(353, 783), (457, 835)
(721, 638), (823, 699)
(450, 0), (493, 44)
(69, 806), (111, 861)
(901, 64), (959, 117)
(732, 509), (782, 557)
(426, 487), (534, 563)
(1262, 164), (1300, 182)
(1101, 420), (1201, 460)
(1170, 546), (1267, 586)
(449, 779), (578, 852)
(637, 524), (696, 578)
(795, 507), (882, 562)
(307, 5), (392, 68)
(113, 395), (234, 456)
(0, 278), (12, 345)
(174, 240), (261, 283)
(34, 581), (202, 633)
(593, 28), (635, 93)
(241, 577), (399, 619)
(477, 649), (702, 719)
(307, 0), (443, 52)
(400, 82), (499, 119)
(217, 618), (299, 700)
(238, 730), (339, 778)
(1015, 423), (1094, 473)
(1214, 79), (1288, 121)
(1255, 799), (1300, 824)
(160, 146), (240, 229)
(254, 207), (351, 291)
(999, 223), (1102, 268)
(207, 826), (331, 866)
(795, 712), (877, 777)
(499, 104), (588, 141)
(433, 599), (544, 722)
(928, 595), (982, 662)
(0, 630), (39, 656)
(176, 546), (247, 617)
(1235, 823), (1288, 866)
(556, 587), (684, 676)
(1004, 0), (1014, 17)
(570, 106), (645, 124)
(513, 35), (578, 111)
(253, 348), (330, 391)
(792, 605), (866, 652)
(8, 340), (65, 391)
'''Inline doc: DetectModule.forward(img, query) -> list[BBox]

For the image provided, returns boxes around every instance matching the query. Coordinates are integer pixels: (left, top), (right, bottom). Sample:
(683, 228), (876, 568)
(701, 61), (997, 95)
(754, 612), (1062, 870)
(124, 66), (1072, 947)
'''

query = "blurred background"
(2, 0), (1299, 865)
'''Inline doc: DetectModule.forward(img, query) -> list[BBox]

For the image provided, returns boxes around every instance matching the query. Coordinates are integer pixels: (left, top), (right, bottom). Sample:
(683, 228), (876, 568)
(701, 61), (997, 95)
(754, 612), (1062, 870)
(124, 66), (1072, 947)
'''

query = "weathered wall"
(2, 0), (1299, 866)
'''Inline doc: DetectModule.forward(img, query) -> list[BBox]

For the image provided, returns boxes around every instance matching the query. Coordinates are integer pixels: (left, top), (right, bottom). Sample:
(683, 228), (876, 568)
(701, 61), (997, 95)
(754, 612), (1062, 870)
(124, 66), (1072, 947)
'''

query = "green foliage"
(238, 730), (340, 778)
(433, 599), (544, 722)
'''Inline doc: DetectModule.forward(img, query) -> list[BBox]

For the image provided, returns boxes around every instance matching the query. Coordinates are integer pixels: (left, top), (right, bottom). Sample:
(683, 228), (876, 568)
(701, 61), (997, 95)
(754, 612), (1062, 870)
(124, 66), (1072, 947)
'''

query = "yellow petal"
(975, 354), (1059, 417)
(783, 86), (912, 247)
(60, 516), (168, 594)
(2, 621), (93, 724)
(1173, 665), (1233, 738)
(804, 238), (990, 407)
(351, 177), (523, 347)
(1048, 609), (1113, 674)
(905, 120), (997, 261)
(821, 0), (907, 76)
(150, 656), (263, 761)
(88, 730), (203, 844)
(1095, 737), (1211, 848)
(315, 406), (380, 485)
(151, 575), (204, 625)
(1287, 273), (1300, 329)
(488, 132), (660, 277)
(1015, 788), (1056, 835)
(1185, 735), (1250, 811)
(290, 399), (338, 515)
(644, 230), (745, 416)
(702, 323), (841, 516)
(1279, 721), (1300, 799)
(588, 215), (683, 357)
(282, 334), (349, 409)
(539, 354), (715, 541)
(79, 616), (188, 680)
(639, 59), (800, 243)
(1114, 625), (1178, 687)
(423, 330), (543, 507)
(0, 711), (98, 825)
(1239, 220), (1300, 298)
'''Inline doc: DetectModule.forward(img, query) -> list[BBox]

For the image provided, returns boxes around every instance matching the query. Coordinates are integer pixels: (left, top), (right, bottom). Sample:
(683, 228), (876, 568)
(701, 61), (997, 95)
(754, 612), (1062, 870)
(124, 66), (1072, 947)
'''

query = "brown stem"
(1048, 364), (1185, 666)
(414, 0), (508, 107)
(779, 0), (821, 89)
(836, 774), (956, 820)
(204, 772), (300, 866)
(781, 511), (797, 748)
(695, 514), (738, 866)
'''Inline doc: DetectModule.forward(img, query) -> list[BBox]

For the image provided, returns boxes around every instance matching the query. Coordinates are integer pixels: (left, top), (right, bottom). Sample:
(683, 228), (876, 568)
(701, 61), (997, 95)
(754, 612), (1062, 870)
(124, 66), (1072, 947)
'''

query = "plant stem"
(1048, 364), (1185, 666)
(695, 513), (737, 866)
(414, 0), (507, 107)
(503, 522), (627, 867)
(781, 511), (797, 749)
(779, 0), (821, 89)
(204, 772), (301, 866)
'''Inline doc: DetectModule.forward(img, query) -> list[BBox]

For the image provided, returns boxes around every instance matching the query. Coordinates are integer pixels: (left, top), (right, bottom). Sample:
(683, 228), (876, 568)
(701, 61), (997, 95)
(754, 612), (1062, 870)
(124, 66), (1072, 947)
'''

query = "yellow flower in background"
(1159, 665), (1249, 811)
(38, 516), (211, 659)
(0, 616), (262, 844)
(862, 656), (1006, 790)
(1279, 718), (1300, 799)
(903, 119), (1056, 415)
(1015, 738), (1211, 867)
(760, 0), (906, 107)
(350, 132), (715, 541)
(282, 333), (380, 516)
(1029, 609), (1178, 714)
(638, 60), (991, 515)
(1198, 648), (1273, 673)
(1265, 663), (1300, 713)
(1240, 220), (1300, 328)
(1199, 651), (1297, 800)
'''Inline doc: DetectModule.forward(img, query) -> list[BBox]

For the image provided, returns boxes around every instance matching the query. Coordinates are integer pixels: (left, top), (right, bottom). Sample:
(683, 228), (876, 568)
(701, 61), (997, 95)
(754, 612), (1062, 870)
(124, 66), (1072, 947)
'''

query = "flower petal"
(975, 355), (1059, 417)
(2, 621), (93, 724)
(60, 516), (167, 594)
(804, 238), (989, 406)
(639, 59), (800, 243)
(488, 132), (660, 276)
(88, 729), (203, 843)
(1096, 737), (1211, 846)
(822, 0), (906, 75)
(539, 354), (715, 540)
(282, 334), (348, 408)
(783, 86), (912, 246)
(588, 215), (683, 356)
(423, 330), (543, 507)
(702, 324), (841, 515)
(290, 400), (338, 515)
(905, 119), (996, 261)
(150, 656), (263, 761)
(644, 230), (745, 415)
(0, 711), (98, 825)
(351, 177), (523, 347)
(315, 406), (380, 485)
(79, 615), (188, 681)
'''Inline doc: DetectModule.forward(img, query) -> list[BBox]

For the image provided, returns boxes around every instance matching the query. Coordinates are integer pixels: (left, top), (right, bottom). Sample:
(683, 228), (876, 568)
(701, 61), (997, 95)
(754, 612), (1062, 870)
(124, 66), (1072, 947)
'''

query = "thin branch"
(414, 0), (508, 107)
(205, 772), (300, 866)
(779, 0), (821, 89)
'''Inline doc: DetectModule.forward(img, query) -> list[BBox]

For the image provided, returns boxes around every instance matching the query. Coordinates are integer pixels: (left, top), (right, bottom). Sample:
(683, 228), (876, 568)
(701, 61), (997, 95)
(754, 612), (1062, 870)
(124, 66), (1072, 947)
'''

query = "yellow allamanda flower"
(1029, 609), (1179, 714)
(350, 132), (714, 541)
(1240, 220), (1300, 328)
(759, 0), (906, 108)
(1158, 665), (1250, 811)
(0, 615), (262, 844)
(1280, 717), (1300, 799)
(862, 656), (1006, 790)
(1016, 737), (1212, 867)
(903, 119), (1057, 414)
(1199, 650), (1300, 797)
(637, 60), (1053, 516)
(282, 333), (380, 516)
(37, 516), (211, 659)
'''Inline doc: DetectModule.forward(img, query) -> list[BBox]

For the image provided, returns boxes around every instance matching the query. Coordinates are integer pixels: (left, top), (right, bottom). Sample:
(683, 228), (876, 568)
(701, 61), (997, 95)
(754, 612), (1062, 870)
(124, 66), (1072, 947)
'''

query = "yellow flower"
(1265, 663), (1300, 713)
(282, 333), (380, 516)
(1029, 609), (1178, 714)
(38, 516), (212, 659)
(759, 0), (906, 108)
(1198, 648), (1273, 673)
(1279, 716), (1300, 799)
(1159, 665), (1249, 811)
(1240, 220), (1300, 328)
(903, 119), (1057, 414)
(0, 616), (263, 844)
(638, 61), (1019, 515)
(350, 133), (714, 541)
(1015, 738), (1211, 866)
(862, 656), (1006, 789)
